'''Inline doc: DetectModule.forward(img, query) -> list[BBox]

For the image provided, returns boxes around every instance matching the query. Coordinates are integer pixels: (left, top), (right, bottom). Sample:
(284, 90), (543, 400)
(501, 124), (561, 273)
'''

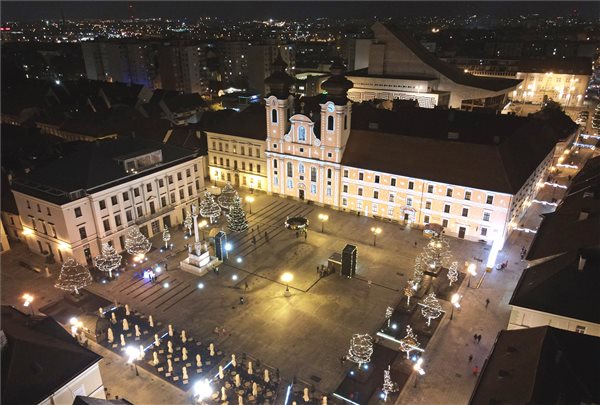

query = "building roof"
(11, 137), (198, 205)
(378, 23), (522, 92)
(527, 156), (600, 261)
(73, 396), (133, 405)
(1, 306), (102, 405)
(342, 105), (566, 194)
(161, 93), (206, 113)
(519, 57), (593, 75)
(1, 169), (19, 215)
(509, 249), (600, 324)
(470, 326), (600, 405)
(202, 103), (266, 140)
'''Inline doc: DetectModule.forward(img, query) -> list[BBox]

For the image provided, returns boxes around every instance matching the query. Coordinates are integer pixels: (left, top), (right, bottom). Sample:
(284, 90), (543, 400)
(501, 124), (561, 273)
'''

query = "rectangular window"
(115, 215), (122, 227)
(342, 197), (347, 206)
(170, 192), (176, 204)
(358, 172), (364, 181)
(74, 207), (82, 218)
(103, 219), (111, 232)
(79, 226), (87, 240)
(311, 168), (317, 183)
(483, 212), (491, 222)
(256, 148), (260, 158)
(226, 159), (230, 167)
(219, 143), (223, 151)
(196, 180), (200, 191)
(168, 175), (173, 185)
(465, 191), (471, 201)
(373, 190), (379, 199)
(26, 200), (31, 209)
(462, 207), (469, 217)
(326, 187), (332, 197)
(391, 178), (396, 187)
(446, 188), (453, 197)
(343, 169), (348, 178)
(241, 146), (245, 155)
(213, 156), (217, 165)
(388, 207), (394, 216)
(249, 163), (253, 172)
(389, 194), (395, 203)
(186, 169), (191, 177)
(424, 215), (430, 224)
(372, 203), (378, 213)
(486, 195), (494, 204)
(111, 196), (118, 206)
(158, 179), (164, 188)
(46, 207), (51, 216)
(123, 192), (129, 201)
(161, 196), (167, 208)
(177, 172), (183, 181)
(442, 218), (448, 228)
(37, 204), (41, 213)
(257, 164), (261, 173)
(427, 185), (434, 193)
(99, 200), (106, 210)
(287, 179), (293, 189)
(343, 184), (348, 193)
(357, 200), (363, 210)
(126, 210), (133, 222)
(134, 188), (140, 198)
(575, 325), (586, 334)
(249, 148), (253, 157)
(136, 206), (143, 217)
(179, 189), (185, 200)
(480, 227), (488, 236)
(444, 204), (451, 213)
(242, 162), (246, 171)
(375, 175), (380, 184)
(188, 185), (193, 196)
(311, 184), (317, 194)
(425, 201), (432, 210)
(146, 183), (152, 193)
(407, 197), (412, 206)
(358, 187), (363, 196)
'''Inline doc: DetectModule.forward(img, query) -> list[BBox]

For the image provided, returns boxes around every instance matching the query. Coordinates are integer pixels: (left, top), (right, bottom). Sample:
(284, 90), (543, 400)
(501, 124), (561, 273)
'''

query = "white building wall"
(509, 306), (600, 337)
(37, 362), (105, 405)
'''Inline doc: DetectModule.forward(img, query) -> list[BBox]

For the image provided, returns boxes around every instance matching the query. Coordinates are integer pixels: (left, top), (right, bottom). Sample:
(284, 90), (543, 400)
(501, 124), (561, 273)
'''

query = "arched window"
(299, 163), (305, 174)
(272, 109), (278, 123)
(298, 126), (306, 142)
(327, 115), (334, 131)
(327, 168), (332, 179)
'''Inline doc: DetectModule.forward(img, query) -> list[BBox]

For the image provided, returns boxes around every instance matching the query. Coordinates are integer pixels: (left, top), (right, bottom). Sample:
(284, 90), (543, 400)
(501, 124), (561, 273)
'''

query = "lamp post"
(450, 293), (461, 320)
(22, 293), (34, 315)
(69, 317), (82, 338)
(371, 227), (382, 247)
(318, 213), (329, 233)
(281, 272), (293, 297)
(126, 346), (140, 376)
(413, 357), (426, 388)
(467, 263), (477, 288)
(245, 196), (255, 214)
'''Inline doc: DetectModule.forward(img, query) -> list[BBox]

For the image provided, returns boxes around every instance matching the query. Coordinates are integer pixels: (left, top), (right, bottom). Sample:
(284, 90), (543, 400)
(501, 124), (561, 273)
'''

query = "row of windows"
(212, 141), (261, 158)
(284, 161), (333, 180)
(213, 156), (262, 174)
(28, 216), (57, 238)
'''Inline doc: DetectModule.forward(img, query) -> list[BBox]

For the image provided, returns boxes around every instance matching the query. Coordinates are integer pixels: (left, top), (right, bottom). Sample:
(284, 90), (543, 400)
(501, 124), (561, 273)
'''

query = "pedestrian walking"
(472, 366), (479, 376)
(264, 231), (269, 241)
(244, 281), (249, 291)
(485, 298), (490, 309)
(468, 354), (473, 363)
(477, 334), (482, 344)
(304, 231), (307, 240)
(414, 241), (417, 248)
(367, 280), (372, 288)
(239, 296), (245, 305)
(473, 334), (478, 343)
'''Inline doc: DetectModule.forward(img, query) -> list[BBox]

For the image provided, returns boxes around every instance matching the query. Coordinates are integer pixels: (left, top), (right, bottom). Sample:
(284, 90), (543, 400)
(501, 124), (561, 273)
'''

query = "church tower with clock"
(264, 55), (353, 207)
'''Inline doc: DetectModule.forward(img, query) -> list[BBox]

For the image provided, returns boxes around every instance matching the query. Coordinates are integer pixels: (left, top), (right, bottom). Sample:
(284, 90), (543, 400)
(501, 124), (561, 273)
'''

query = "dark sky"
(2, 1), (599, 22)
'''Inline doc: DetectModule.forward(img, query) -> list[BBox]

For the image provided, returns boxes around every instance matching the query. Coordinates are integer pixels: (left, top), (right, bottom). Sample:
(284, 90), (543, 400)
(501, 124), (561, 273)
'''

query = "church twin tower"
(264, 53), (354, 207)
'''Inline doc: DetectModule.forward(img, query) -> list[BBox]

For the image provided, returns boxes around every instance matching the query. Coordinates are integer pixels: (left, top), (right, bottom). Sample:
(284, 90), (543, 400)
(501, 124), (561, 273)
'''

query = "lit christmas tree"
(347, 334), (373, 367)
(218, 182), (239, 210)
(447, 261), (459, 286)
(199, 190), (221, 223)
(183, 210), (193, 236)
(55, 257), (92, 295)
(385, 306), (394, 327)
(398, 325), (420, 359)
(381, 365), (399, 401)
(125, 227), (152, 256)
(162, 227), (171, 248)
(413, 255), (425, 288)
(404, 279), (416, 306)
(420, 292), (443, 326)
(93, 243), (122, 278)
(421, 234), (452, 271)
(227, 196), (249, 232)
(592, 104), (600, 129)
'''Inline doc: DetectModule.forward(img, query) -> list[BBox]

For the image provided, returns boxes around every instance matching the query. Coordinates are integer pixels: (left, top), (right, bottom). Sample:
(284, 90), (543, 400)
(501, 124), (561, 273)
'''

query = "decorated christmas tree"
(347, 334), (373, 367)
(420, 292), (443, 326)
(125, 227), (152, 256)
(413, 255), (425, 288)
(93, 243), (122, 278)
(421, 234), (452, 271)
(218, 182), (239, 210)
(183, 210), (193, 236)
(199, 190), (221, 223)
(404, 279), (416, 306)
(398, 325), (420, 359)
(227, 196), (249, 232)
(381, 365), (399, 401)
(385, 306), (394, 327)
(447, 261), (459, 286)
(55, 257), (93, 294)
(162, 227), (171, 248)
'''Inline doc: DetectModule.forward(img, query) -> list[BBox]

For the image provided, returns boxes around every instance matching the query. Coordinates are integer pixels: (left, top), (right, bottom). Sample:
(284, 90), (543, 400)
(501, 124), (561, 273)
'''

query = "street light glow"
(281, 272), (294, 283)
(468, 263), (477, 276)
(194, 379), (213, 400)
(371, 227), (382, 235)
(451, 293), (461, 308)
(22, 293), (34, 307)
(232, 274), (238, 281)
(225, 242), (232, 251)
(125, 346), (140, 364)
(198, 282), (205, 289)
(245, 196), (255, 204)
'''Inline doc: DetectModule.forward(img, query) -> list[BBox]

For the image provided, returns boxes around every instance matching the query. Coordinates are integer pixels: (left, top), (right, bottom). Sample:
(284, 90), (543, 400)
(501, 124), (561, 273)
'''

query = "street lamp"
(467, 263), (477, 288)
(450, 293), (461, 320)
(413, 357), (426, 388)
(126, 346), (140, 376)
(199, 219), (208, 241)
(245, 196), (255, 214)
(371, 227), (382, 247)
(318, 213), (329, 233)
(22, 293), (34, 315)
(281, 272), (293, 297)
(69, 317), (82, 338)
(194, 379), (213, 403)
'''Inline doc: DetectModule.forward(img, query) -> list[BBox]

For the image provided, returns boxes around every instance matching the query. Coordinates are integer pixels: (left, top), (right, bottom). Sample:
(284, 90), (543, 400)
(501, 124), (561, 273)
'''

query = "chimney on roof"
(578, 255), (587, 271)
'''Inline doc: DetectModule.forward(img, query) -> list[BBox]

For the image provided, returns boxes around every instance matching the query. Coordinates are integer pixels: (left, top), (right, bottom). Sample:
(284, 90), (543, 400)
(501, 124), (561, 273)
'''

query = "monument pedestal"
(179, 242), (221, 277)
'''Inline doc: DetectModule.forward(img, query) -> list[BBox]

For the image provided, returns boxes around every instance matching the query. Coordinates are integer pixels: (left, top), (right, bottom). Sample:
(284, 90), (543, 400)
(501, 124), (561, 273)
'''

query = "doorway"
(458, 226), (466, 239)
(163, 215), (171, 229)
(299, 189), (305, 200)
(149, 201), (156, 215)
(235, 173), (240, 187)
(83, 247), (93, 265)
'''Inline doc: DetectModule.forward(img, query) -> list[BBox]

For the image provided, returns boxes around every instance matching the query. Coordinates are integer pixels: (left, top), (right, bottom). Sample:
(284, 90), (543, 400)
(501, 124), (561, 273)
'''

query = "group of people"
(143, 268), (159, 282)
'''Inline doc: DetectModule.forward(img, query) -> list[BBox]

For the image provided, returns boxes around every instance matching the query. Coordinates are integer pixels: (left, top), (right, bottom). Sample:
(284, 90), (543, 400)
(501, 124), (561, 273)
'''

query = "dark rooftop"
(519, 57), (593, 75)
(201, 103), (266, 140)
(470, 326), (600, 405)
(1, 306), (102, 405)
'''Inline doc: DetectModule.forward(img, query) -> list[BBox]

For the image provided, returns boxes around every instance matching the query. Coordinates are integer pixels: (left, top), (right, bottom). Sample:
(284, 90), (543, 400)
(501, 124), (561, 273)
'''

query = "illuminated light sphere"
(232, 274), (238, 281)
(236, 257), (243, 263)
(225, 243), (232, 251)
(194, 379), (213, 400)
(163, 282), (170, 288)
(198, 282), (204, 289)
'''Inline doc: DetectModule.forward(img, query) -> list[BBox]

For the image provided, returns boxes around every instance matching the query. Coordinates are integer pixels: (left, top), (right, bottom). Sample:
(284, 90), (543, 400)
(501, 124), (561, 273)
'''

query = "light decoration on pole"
(381, 365), (399, 402)
(281, 272), (293, 297)
(413, 357), (425, 375)
(162, 227), (171, 249)
(199, 190), (221, 224)
(126, 346), (140, 376)
(419, 292), (443, 326)
(93, 243), (122, 278)
(55, 257), (92, 295)
(125, 227), (152, 257)
(447, 261), (459, 286)
(217, 182), (239, 210)
(421, 234), (452, 271)
(347, 334), (374, 367)
(370, 227), (382, 247)
(413, 256), (425, 288)
(398, 325), (420, 359)
(404, 279), (416, 306)
(467, 263), (477, 288)
(450, 293), (461, 320)
(227, 196), (249, 233)
(183, 209), (193, 236)
(385, 306), (394, 327)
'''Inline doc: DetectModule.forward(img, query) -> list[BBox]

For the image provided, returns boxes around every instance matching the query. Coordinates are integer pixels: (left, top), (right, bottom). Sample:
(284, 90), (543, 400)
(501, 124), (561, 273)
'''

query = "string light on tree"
(183, 210), (193, 236)
(421, 234), (452, 271)
(347, 334), (374, 367)
(199, 190), (221, 224)
(125, 227), (152, 256)
(398, 325), (420, 359)
(413, 255), (425, 288)
(385, 306), (394, 327)
(227, 196), (249, 233)
(217, 182), (239, 210)
(420, 292), (443, 326)
(404, 279), (416, 306)
(381, 365), (399, 402)
(447, 261), (459, 286)
(162, 227), (171, 249)
(93, 243), (122, 278)
(55, 257), (92, 295)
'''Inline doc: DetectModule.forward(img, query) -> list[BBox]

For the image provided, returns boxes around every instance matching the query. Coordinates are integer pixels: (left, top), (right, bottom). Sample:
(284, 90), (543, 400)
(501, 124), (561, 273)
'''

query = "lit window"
(298, 126), (306, 142)
(486, 195), (494, 204)
(408, 181), (414, 190)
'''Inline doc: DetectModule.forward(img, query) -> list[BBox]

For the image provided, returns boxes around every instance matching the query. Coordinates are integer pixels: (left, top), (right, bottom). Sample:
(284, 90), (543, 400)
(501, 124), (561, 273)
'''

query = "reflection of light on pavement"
(556, 163), (578, 169)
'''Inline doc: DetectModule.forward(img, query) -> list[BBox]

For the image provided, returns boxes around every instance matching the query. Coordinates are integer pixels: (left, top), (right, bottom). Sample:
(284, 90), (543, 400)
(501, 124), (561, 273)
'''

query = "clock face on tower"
(327, 103), (335, 113)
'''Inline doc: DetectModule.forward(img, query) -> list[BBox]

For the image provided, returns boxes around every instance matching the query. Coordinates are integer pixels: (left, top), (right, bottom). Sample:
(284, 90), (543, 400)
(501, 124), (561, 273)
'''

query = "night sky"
(2, 1), (599, 22)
